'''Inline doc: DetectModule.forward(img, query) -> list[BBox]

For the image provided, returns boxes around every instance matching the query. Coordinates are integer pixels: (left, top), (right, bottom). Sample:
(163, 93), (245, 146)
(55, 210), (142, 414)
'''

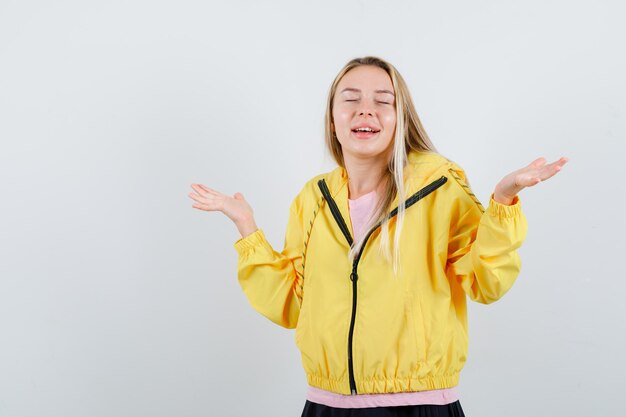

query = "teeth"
(355, 127), (374, 132)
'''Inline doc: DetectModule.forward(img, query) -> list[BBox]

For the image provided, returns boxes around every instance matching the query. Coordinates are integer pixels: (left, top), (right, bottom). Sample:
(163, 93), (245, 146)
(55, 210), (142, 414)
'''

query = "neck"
(343, 152), (389, 199)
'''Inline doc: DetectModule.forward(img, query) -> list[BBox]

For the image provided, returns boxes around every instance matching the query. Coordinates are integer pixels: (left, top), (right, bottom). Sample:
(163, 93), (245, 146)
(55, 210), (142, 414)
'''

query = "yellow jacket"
(234, 151), (528, 395)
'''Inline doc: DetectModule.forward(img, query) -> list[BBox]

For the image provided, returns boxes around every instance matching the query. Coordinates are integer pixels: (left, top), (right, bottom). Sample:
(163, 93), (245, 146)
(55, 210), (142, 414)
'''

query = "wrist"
(493, 191), (515, 205)
(493, 181), (519, 205)
(235, 216), (258, 238)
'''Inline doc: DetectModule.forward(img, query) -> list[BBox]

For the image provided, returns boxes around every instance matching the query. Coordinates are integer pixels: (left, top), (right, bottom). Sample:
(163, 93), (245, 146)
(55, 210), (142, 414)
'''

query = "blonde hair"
(324, 56), (437, 276)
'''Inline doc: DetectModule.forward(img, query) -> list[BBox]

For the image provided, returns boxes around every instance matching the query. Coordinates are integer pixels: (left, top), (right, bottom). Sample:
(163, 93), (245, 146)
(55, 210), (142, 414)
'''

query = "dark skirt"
(300, 400), (466, 417)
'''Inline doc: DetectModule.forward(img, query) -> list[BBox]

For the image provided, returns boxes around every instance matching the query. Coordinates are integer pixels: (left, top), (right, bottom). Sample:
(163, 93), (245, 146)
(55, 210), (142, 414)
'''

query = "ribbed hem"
(233, 228), (265, 254)
(306, 385), (459, 408)
(487, 193), (522, 218)
(306, 373), (461, 396)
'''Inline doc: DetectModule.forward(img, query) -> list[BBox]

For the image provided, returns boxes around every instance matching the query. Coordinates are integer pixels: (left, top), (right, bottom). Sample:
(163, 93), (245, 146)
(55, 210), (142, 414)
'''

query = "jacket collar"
(322, 151), (450, 219)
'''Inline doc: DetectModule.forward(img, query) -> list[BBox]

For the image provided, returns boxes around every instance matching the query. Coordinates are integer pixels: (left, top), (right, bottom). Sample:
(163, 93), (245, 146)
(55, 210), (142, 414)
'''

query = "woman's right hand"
(189, 184), (258, 238)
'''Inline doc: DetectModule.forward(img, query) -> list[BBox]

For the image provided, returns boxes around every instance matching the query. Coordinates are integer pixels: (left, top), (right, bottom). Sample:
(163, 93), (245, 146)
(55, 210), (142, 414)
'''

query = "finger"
(540, 157), (569, 173)
(190, 196), (220, 211)
(191, 184), (208, 195)
(538, 163), (565, 181)
(547, 157), (568, 167)
(188, 192), (212, 204)
(191, 184), (215, 192)
(548, 157), (569, 171)
(192, 184), (220, 195)
(191, 203), (212, 211)
(529, 157), (546, 169)
(555, 156), (569, 168)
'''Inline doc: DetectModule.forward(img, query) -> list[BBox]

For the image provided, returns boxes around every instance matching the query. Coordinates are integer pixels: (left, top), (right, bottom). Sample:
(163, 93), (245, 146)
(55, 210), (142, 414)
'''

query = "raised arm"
(189, 184), (305, 328)
(446, 157), (568, 304)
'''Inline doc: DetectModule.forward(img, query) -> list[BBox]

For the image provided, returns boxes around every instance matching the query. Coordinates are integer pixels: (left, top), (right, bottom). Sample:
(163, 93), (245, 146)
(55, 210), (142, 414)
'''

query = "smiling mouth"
(351, 127), (380, 139)
(352, 127), (380, 133)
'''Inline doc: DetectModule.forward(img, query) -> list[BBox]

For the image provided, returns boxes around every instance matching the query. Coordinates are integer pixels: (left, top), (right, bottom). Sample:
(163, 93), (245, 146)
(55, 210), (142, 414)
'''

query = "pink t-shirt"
(305, 188), (459, 408)
(347, 189), (378, 240)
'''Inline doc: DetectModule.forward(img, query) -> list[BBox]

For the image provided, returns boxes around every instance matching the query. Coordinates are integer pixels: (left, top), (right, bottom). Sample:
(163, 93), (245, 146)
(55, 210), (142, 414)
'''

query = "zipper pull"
(350, 271), (358, 282)
(351, 389), (357, 395)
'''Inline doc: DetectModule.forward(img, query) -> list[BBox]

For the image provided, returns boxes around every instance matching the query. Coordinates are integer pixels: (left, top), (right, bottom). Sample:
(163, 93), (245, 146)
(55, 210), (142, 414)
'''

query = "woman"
(189, 56), (567, 416)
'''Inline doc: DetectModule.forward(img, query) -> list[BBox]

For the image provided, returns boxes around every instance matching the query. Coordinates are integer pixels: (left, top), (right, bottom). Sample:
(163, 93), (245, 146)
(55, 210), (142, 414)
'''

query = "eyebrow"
(340, 88), (395, 96)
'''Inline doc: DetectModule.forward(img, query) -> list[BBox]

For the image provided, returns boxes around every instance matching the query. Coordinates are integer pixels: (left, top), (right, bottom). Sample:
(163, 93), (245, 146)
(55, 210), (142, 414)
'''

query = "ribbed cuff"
(487, 193), (522, 218)
(233, 228), (265, 254)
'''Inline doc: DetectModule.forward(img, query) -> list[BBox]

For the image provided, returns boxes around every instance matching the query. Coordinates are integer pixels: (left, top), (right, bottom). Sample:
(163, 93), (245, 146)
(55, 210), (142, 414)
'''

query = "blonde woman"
(189, 56), (568, 416)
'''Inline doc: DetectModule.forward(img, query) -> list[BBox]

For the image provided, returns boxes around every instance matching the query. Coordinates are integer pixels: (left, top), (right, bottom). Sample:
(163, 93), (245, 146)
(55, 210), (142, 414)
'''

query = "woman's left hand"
(493, 157), (569, 205)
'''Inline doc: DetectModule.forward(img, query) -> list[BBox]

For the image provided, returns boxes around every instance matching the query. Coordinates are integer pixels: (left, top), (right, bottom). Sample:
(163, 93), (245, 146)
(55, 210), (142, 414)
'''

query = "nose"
(358, 104), (374, 117)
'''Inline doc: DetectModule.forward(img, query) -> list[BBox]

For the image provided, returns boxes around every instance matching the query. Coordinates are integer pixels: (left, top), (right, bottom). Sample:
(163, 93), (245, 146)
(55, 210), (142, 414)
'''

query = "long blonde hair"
(324, 56), (437, 276)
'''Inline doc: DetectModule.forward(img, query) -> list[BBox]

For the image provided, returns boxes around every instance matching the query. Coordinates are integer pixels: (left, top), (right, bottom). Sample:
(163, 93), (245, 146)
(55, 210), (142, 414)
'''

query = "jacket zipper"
(317, 175), (448, 395)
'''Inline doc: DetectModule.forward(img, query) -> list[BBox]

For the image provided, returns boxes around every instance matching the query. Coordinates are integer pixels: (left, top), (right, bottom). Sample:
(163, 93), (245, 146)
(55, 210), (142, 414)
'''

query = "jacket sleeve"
(446, 169), (529, 304)
(233, 194), (305, 329)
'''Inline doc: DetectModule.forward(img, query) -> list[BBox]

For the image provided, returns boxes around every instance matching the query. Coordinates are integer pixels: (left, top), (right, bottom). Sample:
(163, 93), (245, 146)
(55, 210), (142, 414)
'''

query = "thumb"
(529, 157), (546, 169)
(233, 192), (244, 200)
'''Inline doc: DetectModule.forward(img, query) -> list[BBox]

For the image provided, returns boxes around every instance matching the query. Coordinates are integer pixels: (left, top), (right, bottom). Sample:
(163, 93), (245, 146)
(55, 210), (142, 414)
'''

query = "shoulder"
(406, 151), (484, 212)
(298, 163), (347, 198)
(405, 150), (464, 176)
(289, 168), (338, 214)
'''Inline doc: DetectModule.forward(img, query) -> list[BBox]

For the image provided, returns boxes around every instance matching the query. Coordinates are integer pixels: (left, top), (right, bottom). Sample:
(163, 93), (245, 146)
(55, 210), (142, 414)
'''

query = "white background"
(1, 1), (624, 416)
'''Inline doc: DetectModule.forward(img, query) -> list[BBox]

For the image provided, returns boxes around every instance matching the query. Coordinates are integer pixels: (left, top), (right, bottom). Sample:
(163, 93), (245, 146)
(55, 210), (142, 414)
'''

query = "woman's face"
(332, 65), (397, 161)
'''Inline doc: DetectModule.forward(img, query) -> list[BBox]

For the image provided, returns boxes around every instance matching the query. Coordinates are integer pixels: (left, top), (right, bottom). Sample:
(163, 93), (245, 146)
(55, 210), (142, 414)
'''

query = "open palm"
(189, 184), (253, 224)
(494, 157), (569, 204)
